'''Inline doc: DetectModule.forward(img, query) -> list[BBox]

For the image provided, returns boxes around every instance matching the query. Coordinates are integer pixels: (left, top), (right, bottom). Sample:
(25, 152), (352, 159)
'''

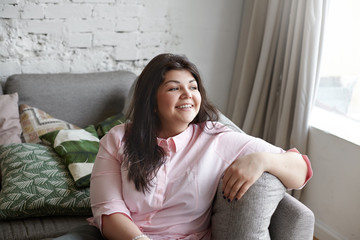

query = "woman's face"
(156, 69), (201, 138)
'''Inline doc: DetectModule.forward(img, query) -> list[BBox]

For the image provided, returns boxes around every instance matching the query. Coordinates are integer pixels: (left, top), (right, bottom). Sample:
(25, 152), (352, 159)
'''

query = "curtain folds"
(226, 0), (329, 153)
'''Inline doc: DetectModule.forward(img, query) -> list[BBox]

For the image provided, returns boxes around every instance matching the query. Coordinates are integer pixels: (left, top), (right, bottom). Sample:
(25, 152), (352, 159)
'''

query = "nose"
(181, 88), (192, 98)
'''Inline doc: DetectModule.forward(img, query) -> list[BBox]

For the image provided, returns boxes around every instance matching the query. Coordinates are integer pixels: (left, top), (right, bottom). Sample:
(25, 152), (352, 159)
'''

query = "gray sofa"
(0, 71), (314, 240)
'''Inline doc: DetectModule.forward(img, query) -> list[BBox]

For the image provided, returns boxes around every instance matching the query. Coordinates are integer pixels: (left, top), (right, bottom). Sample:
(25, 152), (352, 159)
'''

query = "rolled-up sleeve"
(90, 126), (131, 231)
(286, 148), (313, 188)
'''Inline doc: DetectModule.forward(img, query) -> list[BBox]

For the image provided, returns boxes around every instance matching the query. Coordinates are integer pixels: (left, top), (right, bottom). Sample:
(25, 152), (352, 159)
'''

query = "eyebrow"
(163, 79), (197, 85)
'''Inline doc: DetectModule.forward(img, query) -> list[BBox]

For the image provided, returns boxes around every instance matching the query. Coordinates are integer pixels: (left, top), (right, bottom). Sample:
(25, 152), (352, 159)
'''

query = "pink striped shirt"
(90, 122), (312, 239)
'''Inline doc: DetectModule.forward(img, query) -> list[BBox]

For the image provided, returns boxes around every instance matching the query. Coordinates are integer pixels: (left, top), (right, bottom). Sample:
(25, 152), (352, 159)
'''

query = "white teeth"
(176, 104), (192, 109)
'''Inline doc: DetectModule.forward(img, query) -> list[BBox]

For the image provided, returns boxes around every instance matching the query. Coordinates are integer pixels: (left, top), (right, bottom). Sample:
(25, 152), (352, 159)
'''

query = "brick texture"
(0, 0), (175, 82)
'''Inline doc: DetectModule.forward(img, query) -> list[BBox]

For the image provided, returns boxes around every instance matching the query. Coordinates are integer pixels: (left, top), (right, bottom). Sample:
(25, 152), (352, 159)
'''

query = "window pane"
(317, 0), (360, 122)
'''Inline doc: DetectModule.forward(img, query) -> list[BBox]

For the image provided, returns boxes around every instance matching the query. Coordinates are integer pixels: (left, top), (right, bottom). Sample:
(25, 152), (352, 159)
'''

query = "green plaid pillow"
(96, 113), (126, 138)
(0, 143), (91, 220)
(40, 125), (99, 188)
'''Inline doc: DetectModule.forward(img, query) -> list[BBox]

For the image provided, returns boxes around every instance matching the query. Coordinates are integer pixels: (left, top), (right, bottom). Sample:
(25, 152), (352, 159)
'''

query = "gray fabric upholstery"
(0, 216), (89, 240)
(211, 173), (286, 240)
(4, 71), (136, 128)
(269, 193), (315, 240)
(52, 225), (104, 240)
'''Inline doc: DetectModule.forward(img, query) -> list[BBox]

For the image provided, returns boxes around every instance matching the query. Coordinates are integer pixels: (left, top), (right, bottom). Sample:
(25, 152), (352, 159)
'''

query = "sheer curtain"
(226, 0), (328, 154)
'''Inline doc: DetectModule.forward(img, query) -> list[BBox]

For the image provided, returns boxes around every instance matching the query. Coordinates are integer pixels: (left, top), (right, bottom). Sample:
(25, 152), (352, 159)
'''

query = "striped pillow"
(40, 125), (99, 188)
(19, 104), (79, 144)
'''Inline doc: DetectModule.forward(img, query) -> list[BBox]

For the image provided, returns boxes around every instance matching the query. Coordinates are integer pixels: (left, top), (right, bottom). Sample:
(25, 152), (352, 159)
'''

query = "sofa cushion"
(0, 143), (91, 220)
(40, 125), (99, 188)
(0, 216), (89, 240)
(19, 104), (79, 144)
(5, 71), (136, 128)
(0, 93), (22, 145)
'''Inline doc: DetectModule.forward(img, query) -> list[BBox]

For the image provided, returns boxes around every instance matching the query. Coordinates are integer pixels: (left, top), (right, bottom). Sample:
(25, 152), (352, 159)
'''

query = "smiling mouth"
(176, 104), (193, 109)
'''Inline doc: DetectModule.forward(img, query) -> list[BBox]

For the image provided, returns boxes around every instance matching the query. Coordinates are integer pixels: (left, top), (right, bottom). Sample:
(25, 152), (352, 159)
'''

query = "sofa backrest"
(4, 71), (137, 128)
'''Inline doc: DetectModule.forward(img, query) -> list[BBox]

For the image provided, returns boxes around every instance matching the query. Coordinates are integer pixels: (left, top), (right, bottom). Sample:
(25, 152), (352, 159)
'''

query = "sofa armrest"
(211, 172), (286, 240)
(214, 112), (314, 239)
(269, 193), (315, 240)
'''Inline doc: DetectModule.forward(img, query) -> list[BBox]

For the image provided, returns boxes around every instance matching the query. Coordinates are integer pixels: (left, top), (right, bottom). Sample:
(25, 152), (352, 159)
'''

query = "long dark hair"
(123, 53), (219, 192)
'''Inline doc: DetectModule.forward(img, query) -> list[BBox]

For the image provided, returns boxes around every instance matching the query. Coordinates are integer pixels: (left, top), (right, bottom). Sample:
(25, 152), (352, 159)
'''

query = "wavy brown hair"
(123, 53), (219, 192)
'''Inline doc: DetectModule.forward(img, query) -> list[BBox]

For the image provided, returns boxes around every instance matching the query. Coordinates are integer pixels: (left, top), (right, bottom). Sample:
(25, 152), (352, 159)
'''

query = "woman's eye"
(190, 86), (198, 90)
(169, 88), (178, 91)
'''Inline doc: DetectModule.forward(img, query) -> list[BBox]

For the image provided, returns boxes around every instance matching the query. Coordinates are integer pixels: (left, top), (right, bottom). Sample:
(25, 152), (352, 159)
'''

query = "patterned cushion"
(19, 104), (79, 144)
(0, 143), (91, 220)
(40, 125), (100, 188)
(96, 113), (126, 138)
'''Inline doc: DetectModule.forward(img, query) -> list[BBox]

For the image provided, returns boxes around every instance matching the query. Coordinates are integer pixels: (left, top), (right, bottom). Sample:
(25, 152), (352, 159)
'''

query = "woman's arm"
(222, 151), (308, 201)
(102, 213), (149, 240)
(90, 126), (150, 240)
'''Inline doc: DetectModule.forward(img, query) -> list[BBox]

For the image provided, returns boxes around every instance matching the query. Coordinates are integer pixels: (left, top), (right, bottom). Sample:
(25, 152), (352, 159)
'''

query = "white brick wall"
(45, 4), (93, 19)
(0, 0), (176, 82)
(22, 5), (45, 19)
(68, 33), (92, 48)
(0, 4), (20, 18)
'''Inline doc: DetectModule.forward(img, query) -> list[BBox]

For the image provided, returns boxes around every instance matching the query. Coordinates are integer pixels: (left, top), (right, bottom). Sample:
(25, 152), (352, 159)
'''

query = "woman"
(90, 53), (312, 240)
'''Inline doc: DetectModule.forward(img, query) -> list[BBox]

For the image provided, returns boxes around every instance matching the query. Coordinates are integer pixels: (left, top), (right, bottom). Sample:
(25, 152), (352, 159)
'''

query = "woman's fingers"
(222, 173), (242, 201)
(235, 180), (253, 200)
(222, 172), (255, 201)
(222, 165), (248, 201)
(222, 154), (264, 201)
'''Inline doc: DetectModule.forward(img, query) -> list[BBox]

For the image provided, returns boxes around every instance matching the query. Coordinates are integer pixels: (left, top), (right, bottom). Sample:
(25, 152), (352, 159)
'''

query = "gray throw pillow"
(211, 172), (286, 240)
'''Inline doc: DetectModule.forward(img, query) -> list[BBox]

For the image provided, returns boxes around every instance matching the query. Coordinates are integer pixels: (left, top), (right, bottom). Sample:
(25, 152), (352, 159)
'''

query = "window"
(311, 0), (360, 145)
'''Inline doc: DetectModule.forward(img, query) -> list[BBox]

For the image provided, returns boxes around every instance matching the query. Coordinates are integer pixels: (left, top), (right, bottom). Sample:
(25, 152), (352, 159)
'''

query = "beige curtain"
(227, 0), (328, 154)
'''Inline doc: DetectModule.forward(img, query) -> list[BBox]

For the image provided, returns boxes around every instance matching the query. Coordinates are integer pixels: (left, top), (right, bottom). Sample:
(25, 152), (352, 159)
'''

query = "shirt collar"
(156, 124), (194, 153)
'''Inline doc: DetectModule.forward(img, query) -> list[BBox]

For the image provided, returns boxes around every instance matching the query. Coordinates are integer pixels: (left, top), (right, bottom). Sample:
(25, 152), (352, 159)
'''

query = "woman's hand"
(222, 151), (308, 201)
(222, 153), (267, 201)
